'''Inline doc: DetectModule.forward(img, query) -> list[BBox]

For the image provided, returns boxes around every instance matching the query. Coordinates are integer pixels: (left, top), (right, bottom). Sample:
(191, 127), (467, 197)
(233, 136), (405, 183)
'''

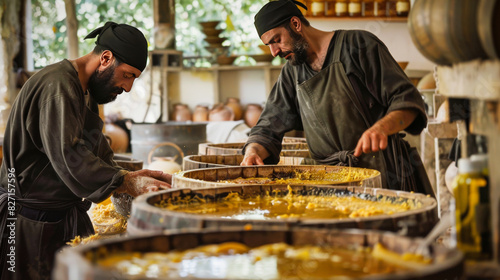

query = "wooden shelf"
(308, 16), (407, 22)
(425, 121), (458, 139)
(186, 64), (284, 72)
(152, 61), (284, 119)
(152, 63), (282, 72)
(436, 60), (500, 100)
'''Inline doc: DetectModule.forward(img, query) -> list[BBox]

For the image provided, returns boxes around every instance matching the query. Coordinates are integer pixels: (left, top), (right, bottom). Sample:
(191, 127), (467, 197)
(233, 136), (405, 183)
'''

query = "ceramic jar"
(209, 103), (234, 121)
(224, 97), (243, 120)
(148, 157), (182, 174)
(104, 123), (129, 153)
(147, 142), (184, 173)
(192, 104), (209, 122)
(244, 103), (263, 128)
(172, 103), (192, 122)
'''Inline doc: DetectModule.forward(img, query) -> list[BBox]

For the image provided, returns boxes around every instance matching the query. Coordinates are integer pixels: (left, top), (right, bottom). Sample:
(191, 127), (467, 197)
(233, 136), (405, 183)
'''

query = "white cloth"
(206, 120), (251, 143)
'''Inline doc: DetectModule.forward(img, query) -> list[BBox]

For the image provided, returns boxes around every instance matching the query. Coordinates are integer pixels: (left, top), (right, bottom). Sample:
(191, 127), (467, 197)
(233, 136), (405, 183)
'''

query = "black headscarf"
(84, 21), (149, 72)
(254, 0), (307, 38)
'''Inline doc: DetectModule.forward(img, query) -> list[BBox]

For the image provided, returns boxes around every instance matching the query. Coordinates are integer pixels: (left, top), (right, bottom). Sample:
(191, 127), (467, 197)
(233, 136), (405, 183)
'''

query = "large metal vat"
(54, 228), (463, 280)
(127, 185), (438, 237)
(130, 122), (207, 166)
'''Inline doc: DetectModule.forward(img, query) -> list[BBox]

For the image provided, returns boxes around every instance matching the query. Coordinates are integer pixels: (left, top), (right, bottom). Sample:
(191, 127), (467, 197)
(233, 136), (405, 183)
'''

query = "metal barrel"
(130, 122), (207, 166)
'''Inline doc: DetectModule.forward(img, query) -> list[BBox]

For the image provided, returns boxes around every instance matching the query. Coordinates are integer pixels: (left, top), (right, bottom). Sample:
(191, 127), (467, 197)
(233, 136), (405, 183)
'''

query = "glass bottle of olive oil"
(469, 154), (493, 260)
(452, 156), (492, 261)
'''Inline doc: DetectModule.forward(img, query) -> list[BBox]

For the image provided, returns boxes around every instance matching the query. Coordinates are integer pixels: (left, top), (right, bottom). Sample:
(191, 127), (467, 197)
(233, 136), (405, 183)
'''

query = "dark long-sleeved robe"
(0, 59), (126, 279)
(244, 30), (429, 191)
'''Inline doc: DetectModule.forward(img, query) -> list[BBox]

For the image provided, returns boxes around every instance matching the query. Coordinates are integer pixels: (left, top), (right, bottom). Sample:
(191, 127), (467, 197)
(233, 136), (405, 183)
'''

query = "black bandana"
(254, 0), (307, 38)
(84, 21), (148, 72)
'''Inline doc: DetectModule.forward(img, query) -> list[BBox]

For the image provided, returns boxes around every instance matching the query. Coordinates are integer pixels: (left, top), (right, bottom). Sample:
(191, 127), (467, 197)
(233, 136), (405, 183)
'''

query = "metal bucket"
(130, 122), (206, 166)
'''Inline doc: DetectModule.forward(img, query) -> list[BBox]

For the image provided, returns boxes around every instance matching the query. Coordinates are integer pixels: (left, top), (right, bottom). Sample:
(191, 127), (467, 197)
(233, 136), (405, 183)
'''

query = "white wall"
(172, 67), (280, 111)
(171, 18), (435, 111)
(106, 17), (436, 121)
(309, 19), (435, 70)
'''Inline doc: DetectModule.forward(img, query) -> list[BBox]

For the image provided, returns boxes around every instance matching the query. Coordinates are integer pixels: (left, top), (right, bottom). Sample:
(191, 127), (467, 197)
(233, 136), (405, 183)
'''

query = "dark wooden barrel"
(111, 155), (143, 217)
(282, 136), (307, 143)
(54, 228), (463, 280)
(478, 0), (500, 59)
(113, 154), (143, 171)
(173, 165), (382, 189)
(198, 142), (310, 158)
(127, 185), (437, 237)
(182, 154), (309, 170)
(408, 0), (489, 65)
(183, 154), (245, 170)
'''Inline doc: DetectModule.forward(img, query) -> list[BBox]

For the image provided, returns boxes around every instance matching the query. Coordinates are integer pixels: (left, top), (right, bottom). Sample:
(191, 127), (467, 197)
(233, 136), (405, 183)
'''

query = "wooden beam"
(64, 0), (79, 59)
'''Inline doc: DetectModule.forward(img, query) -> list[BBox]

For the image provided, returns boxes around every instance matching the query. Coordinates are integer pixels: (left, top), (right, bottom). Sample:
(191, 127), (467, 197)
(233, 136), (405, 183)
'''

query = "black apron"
(297, 31), (389, 188)
(297, 31), (434, 196)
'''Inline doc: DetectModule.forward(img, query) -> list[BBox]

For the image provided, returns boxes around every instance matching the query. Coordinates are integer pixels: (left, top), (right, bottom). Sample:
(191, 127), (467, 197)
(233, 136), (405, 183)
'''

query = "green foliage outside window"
(31, 0), (267, 69)
(31, 0), (153, 69)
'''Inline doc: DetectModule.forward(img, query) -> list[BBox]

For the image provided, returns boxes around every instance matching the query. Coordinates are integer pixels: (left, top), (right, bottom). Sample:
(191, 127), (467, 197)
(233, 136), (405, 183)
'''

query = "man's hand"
(354, 109), (418, 157)
(354, 126), (388, 157)
(241, 143), (269, 166)
(241, 152), (265, 166)
(116, 169), (172, 197)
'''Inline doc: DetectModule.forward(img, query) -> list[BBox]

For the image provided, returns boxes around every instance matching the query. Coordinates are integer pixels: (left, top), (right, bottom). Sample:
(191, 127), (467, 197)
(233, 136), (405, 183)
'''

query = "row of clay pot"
(104, 123), (129, 154)
(171, 98), (263, 128)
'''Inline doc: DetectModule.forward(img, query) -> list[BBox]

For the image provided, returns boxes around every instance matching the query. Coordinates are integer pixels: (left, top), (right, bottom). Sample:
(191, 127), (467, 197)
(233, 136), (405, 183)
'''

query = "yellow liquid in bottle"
(452, 172), (491, 260)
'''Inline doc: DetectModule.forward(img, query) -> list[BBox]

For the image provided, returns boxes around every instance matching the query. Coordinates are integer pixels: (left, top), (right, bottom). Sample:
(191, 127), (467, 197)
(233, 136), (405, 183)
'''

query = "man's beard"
(87, 65), (123, 104)
(280, 25), (309, 66)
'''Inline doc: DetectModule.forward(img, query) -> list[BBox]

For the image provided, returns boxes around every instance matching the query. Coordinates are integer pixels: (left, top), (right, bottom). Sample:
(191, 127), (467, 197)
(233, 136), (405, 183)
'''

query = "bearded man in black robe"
(242, 0), (434, 197)
(0, 22), (171, 280)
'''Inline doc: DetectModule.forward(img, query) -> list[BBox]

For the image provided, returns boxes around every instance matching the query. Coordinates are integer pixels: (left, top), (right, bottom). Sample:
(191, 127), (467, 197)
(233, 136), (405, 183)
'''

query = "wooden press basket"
(173, 165), (383, 189)
(54, 228), (463, 280)
(198, 142), (311, 158)
(127, 185), (438, 237)
(182, 154), (309, 171)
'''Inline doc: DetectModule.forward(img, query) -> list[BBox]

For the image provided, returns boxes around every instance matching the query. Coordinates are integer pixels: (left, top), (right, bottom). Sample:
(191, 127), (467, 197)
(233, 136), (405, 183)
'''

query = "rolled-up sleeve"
(345, 30), (427, 135)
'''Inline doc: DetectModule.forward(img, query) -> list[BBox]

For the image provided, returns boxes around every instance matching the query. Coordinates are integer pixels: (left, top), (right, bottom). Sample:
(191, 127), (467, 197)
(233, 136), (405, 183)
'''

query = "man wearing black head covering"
(0, 22), (171, 279)
(242, 0), (434, 197)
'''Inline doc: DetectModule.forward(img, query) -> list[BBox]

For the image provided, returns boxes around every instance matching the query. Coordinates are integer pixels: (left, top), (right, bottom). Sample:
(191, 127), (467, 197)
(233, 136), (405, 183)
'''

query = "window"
(29, 0), (266, 70)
